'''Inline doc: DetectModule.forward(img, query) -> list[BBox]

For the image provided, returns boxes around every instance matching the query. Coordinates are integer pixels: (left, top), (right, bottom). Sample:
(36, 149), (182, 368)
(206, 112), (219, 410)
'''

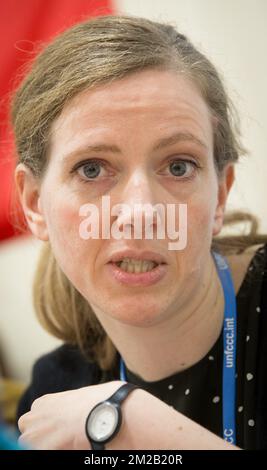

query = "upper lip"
(108, 249), (167, 265)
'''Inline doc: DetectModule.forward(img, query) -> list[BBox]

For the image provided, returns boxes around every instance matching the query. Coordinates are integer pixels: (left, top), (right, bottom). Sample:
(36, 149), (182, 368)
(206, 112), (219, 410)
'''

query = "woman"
(12, 15), (267, 450)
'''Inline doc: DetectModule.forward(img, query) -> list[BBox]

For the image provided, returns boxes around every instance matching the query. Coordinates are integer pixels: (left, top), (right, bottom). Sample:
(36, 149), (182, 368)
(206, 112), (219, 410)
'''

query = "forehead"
(50, 69), (213, 150)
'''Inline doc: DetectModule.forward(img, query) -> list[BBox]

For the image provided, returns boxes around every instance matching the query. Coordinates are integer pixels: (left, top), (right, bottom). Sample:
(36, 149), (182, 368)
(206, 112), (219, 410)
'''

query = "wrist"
(76, 381), (126, 450)
(84, 380), (135, 450)
(105, 387), (146, 450)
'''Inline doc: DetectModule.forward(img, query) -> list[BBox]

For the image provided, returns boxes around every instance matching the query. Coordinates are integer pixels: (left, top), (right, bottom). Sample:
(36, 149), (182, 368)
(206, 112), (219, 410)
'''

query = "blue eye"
(168, 160), (196, 178)
(71, 159), (111, 181)
(169, 161), (187, 177)
(79, 161), (102, 179)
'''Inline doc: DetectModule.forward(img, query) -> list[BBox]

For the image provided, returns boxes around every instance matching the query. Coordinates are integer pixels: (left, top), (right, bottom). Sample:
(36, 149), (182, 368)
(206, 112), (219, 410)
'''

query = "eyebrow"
(62, 131), (208, 163)
(152, 132), (208, 151)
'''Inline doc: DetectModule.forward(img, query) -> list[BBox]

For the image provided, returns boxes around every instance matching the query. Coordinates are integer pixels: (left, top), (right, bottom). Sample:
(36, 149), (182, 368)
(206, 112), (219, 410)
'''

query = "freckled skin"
(39, 69), (226, 327)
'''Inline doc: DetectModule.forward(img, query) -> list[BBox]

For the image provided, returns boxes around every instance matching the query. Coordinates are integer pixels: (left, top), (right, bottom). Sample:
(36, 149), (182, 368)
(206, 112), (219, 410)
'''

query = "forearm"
(18, 381), (241, 450)
(107, 388), (240, 450)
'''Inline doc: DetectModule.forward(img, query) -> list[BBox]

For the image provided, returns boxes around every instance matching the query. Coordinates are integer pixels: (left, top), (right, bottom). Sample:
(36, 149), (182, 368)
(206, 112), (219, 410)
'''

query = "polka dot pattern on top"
(123, 244), (267, 450)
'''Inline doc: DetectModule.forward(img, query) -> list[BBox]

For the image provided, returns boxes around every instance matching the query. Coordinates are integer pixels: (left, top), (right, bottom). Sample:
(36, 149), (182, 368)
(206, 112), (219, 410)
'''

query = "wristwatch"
(85, 382), (139, 450)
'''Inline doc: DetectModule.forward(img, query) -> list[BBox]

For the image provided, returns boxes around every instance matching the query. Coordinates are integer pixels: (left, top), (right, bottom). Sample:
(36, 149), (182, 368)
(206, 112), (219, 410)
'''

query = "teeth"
(116, 258), (158, 273)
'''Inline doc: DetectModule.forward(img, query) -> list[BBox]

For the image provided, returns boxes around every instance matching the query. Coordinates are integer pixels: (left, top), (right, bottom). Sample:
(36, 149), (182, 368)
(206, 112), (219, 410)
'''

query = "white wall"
(0, 236), (60, 383)
(116, 0), (267, 232)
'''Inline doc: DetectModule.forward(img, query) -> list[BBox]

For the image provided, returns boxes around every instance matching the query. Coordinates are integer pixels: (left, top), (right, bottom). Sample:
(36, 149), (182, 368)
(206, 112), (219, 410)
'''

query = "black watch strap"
(107, 382), (139, 405)
(88, 382), (139, 451)
(91, 440), (105, 450)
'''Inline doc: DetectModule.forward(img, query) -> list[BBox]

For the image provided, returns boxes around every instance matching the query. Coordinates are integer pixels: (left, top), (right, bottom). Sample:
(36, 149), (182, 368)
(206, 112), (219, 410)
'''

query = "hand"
(18, 380), (126, 450)
(18, 380), (241, 450)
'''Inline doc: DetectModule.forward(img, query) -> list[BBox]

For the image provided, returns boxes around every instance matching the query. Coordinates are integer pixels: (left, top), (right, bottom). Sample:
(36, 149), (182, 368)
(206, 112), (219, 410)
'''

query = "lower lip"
(106, 262), (168, 286)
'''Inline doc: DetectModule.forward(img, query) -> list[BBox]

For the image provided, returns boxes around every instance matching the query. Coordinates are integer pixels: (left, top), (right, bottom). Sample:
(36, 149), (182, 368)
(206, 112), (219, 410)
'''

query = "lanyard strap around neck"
(212, 251), (237, 445)
(119, 251), (237, 446)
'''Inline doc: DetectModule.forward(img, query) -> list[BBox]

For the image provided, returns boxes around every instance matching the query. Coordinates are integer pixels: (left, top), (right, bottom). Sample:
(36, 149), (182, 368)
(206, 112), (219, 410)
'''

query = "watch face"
(87, 402), (119, 442)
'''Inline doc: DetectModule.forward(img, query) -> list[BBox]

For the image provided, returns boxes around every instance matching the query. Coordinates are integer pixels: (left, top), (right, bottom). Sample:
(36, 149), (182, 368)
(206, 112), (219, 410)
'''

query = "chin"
(107, 300), (167, 327)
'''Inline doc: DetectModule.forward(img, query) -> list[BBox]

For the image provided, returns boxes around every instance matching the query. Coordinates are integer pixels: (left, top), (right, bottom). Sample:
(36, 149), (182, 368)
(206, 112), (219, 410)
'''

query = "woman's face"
(20, 69), (234, 327)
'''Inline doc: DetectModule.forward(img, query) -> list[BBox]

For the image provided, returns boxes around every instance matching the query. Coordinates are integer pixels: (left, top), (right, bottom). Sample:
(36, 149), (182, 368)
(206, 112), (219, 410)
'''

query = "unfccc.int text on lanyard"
(120, 251), (237, 446)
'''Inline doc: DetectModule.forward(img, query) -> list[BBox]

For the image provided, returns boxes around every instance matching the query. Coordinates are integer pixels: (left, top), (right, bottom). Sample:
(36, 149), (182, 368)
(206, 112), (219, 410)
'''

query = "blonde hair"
(11, 15), (267, 370)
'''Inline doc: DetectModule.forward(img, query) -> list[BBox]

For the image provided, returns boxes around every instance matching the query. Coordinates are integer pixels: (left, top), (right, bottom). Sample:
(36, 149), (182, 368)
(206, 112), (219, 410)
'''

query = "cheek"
(48, 201), (80, 252)
(186, 184), (218, 250)
(42, 189), (97, 282)
(173, 189), (217, 282)
(189, 201), (214, 233)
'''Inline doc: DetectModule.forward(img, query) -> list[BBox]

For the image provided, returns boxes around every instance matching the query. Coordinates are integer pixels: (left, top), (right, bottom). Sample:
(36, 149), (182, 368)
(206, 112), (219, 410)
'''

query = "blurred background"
(0, 0), (266, 426)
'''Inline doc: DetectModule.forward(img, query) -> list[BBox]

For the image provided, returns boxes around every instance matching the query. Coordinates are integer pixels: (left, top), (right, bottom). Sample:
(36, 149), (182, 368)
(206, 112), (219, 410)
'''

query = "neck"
(95, 252), (225, 382)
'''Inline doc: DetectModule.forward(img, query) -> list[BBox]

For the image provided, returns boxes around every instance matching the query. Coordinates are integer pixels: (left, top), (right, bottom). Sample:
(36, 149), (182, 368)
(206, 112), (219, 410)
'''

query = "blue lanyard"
(212, 251), (237, 445)
(119, 251), (237, 445)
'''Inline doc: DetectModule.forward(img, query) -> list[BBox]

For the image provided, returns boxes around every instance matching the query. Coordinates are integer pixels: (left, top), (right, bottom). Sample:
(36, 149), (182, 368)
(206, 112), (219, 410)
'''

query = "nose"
(113, 170), (162, 240)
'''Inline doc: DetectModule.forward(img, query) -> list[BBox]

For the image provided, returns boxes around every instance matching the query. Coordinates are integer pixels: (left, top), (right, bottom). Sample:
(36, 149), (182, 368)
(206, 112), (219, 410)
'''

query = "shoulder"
(31, 343), (97, 377)
(31, 343), (101, 389)
(17, 343), (101, 421)
(225, 243), (267, 295)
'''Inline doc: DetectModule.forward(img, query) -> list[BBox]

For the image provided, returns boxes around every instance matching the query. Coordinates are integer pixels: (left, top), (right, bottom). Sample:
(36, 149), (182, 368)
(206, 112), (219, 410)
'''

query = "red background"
(0, 0), (113, 241)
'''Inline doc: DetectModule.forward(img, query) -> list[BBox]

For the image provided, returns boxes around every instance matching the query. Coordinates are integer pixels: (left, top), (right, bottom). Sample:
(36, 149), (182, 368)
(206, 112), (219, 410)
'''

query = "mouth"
(107, 254), (167, 286)
(111, 258), (161, 274)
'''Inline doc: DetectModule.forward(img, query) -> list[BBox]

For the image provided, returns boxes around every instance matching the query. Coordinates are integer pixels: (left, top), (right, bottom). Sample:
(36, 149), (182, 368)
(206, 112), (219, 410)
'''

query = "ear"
(15, 163), (49, 241)
(212, 164), (235, 237)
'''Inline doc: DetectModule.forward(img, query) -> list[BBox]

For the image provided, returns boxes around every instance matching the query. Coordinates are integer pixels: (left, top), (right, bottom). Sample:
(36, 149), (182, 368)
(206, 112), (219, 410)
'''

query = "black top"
(17, 244), (267, 449)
